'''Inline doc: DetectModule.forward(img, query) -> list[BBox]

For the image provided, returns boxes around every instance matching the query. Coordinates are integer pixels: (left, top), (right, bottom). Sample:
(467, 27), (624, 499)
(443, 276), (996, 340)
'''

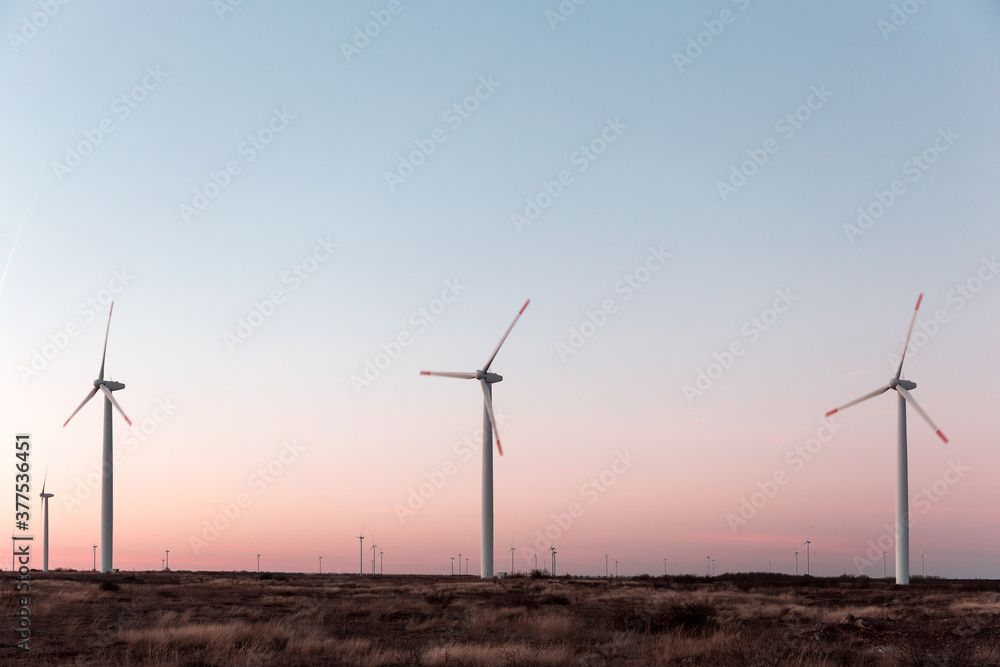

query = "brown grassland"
(1, 571), (999, 666)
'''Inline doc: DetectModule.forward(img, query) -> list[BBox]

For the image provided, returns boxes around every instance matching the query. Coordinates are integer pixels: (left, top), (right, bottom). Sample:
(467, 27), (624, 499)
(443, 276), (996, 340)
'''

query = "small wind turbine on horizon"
(421, 299), (530, 579)
(793, 543), (799, 576)
(801, 527), (812, 576)
(825, 293), (949, 585)
(39, 469), (54, 572)
(357, 524), (365, 576)
(509, 539), (515, 575)
(63, 302), (131, 573)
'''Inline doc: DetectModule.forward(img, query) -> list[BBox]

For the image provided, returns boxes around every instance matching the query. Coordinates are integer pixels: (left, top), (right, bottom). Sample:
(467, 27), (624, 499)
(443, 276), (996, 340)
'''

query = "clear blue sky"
(1, 1), (998, 577)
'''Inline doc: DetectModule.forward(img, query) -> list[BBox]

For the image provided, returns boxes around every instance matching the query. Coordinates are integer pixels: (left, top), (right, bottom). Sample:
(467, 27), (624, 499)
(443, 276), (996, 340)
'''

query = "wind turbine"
(793, 545), (799, 576)
(509, 539), (515, 575)
(63, 302), (131, 573)
(801, 527), (812, 576)
(421, 299), (530, 578)
(39, 470), (54, 572)
(550, 546), (556, 576)
(357, 525), (365, 576)
(825, 293), (949, 585)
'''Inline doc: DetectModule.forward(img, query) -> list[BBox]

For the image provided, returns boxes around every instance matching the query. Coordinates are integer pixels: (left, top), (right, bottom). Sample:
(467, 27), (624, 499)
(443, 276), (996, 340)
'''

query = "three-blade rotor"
(421, 299), (530, 456)
(63, 303), (132, 428)
(825, 294), (947, 443)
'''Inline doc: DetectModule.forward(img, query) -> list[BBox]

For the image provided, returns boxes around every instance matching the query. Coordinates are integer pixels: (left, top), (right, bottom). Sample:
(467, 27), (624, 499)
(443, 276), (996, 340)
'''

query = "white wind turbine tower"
(421, 299), (530, 578)
(826, 293), (949, 585)
(801, 527), (812, 576)
(39, 470), (54, 572)
(357, 524), (365, 576)
(63, 302), (131, 573)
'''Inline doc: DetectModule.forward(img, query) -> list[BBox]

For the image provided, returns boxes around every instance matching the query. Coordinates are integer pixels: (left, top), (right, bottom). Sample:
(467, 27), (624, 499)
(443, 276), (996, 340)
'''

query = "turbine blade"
(420, 371), (477, 379)
(825, 384), (892, 416)
(99, 302), (114, 382)
(99, 384), (132, 426)
(894, 293), (923, 381)
(63, 387), (99, 427)
(896, 386), (949, 443)
(41, 467), (48, 495)
(483, 299), (530, 372)
(480, 379), (503, 456)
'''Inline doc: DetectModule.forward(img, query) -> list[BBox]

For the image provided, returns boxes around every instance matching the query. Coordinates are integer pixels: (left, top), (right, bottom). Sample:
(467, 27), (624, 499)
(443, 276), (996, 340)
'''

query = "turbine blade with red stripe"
(825, 383), (892, 417)
(483, 299), (530, 372)
(99, 384), (132, 426)
(63, 387), (99, 427)
(98, 302), (114, 382)
(480, 379), (503, 456)
(896, 386), (949, 443)
(420, 371), (476, 379)
(894, 293), (922, 381)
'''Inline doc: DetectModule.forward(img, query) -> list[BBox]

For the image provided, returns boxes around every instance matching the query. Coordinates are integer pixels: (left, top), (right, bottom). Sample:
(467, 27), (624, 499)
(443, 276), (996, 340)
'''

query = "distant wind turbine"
(39, 470), (54, 572)
(509, 539), (515, 575)
(421, 299), (530, 578)
(63, 303), (131, 573)
(357, 525), (365, 576)
(550, 546), (556, 576)
(801, 527), (812, 576)
(826, 293), (949, 585)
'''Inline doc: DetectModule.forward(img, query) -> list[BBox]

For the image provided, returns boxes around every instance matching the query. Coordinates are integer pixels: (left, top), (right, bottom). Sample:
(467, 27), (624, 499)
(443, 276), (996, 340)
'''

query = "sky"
(1, 1), (999, 579)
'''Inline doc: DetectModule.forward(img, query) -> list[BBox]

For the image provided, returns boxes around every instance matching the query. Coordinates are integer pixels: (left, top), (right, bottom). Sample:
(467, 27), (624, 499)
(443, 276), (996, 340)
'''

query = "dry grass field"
(1, 571), (999, 666)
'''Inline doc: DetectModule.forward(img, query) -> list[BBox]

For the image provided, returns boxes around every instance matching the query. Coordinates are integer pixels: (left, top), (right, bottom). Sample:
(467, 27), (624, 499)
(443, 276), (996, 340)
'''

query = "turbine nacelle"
(889, 378), (916, 391)
(97, 379), (126, 391)
(476, 370), (503, 383)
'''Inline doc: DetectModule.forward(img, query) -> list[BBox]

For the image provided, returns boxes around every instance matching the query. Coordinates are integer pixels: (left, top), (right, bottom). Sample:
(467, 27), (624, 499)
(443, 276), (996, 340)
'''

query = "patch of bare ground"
(0, 571), (998, 665)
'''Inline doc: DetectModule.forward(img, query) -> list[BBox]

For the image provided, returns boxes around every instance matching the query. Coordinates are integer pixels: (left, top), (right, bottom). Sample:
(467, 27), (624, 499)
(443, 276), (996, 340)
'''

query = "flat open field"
(1, 571), (999, 666)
